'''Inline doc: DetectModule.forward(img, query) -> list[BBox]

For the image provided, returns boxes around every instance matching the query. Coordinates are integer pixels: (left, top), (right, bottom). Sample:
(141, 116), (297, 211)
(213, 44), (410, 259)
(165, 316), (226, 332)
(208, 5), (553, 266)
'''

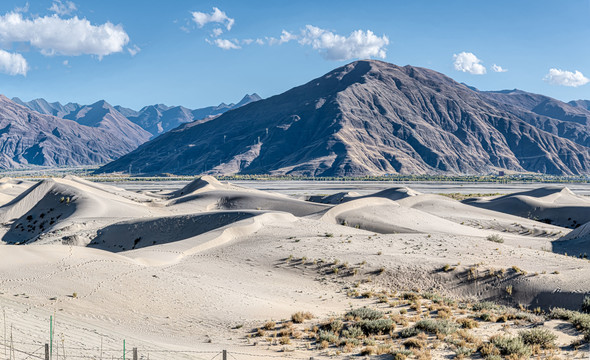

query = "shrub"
(291, 311), (313, 323)
(360, 318), (395, 335)
(402, 338), (425, 349)
(342, 326), (363, 339)
(346, 307), (383, 320)
(457, 317), (479, 329)
(486, 234), (504, 243)
(472, 301), (501, 312)
(399, 327), (420, 338)
(263, 320), (276, 330)
(490, 335), (532, 358)
(518, 328), (557, 349)
(414, 319), (458, 335)
(316, 330), (338, 343)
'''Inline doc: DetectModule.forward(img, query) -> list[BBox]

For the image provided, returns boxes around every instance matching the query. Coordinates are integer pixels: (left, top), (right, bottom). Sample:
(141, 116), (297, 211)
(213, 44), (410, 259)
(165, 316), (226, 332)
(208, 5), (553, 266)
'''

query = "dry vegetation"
(249, 291), (588, 359)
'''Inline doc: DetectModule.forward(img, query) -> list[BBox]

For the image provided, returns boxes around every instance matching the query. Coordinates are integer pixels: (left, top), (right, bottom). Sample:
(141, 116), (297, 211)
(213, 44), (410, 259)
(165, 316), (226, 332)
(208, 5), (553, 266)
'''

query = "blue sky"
(0, 0), (588, 109)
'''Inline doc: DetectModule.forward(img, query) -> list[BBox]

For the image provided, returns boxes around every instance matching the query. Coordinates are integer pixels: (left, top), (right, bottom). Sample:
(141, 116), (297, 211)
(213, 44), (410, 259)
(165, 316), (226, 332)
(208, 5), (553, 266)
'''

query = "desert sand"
(0, 176), (588, 359)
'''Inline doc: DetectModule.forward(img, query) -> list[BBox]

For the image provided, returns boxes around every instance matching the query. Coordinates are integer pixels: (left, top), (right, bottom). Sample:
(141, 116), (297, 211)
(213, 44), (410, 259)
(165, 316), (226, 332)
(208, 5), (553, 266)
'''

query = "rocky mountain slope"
(97, 60), (590, 176)
(0, 96), (148, 168)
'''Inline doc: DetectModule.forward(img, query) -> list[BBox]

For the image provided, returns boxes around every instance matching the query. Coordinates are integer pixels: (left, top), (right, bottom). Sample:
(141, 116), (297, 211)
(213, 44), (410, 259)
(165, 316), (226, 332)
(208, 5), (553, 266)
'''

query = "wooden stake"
(45, 344), (49, 360)
(132, 347), (137, 360)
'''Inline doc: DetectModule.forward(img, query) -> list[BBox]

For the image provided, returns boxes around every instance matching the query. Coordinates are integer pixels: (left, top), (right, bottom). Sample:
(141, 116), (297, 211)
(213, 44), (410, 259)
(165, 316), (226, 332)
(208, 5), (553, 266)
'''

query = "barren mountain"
(0, 96), (148, 168)
(97, 60), (590, 176)
(16, 94), (262, 139)
(126, 93), (262, 137)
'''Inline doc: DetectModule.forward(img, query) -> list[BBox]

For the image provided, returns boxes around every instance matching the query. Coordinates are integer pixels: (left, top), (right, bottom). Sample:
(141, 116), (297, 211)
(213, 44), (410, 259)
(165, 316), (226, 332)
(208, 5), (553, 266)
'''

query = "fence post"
(45, 343), (49, 360)
(133, 347), (137, 360)
(222, 349), (227, 360)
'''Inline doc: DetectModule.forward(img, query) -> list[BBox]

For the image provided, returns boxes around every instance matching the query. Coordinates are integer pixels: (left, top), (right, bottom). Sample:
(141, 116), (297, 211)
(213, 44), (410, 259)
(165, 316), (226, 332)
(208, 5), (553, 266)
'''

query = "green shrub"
(399, 327), (420, 338)
(360, 318), (395, 335)
(414, 319), (458, 335)
(490, 335), (532, 357)
(346, 307), (383, 320)
(342, 326), (363, 339)
(518, 328), (556, 349)
(317, 330), (338, 343)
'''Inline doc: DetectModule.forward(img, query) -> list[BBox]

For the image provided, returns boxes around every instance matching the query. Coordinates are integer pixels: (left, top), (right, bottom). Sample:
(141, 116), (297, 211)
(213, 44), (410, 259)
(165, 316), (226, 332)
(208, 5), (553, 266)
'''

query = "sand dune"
(306, 186), (419, 204)
(0, 178), (588, 360)
(463, 186), (590, 228)
(397, 193), (567, 238)
(321, 197), (485, 236)
(0, 176), (161, 244)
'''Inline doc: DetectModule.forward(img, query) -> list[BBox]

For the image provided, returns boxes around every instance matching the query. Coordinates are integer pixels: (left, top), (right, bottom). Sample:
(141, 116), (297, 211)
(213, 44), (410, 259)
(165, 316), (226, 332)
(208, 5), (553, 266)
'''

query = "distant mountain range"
(13, 94), (261, 138)
(0, 95), (147, 168)
(98, 60), (590, 176)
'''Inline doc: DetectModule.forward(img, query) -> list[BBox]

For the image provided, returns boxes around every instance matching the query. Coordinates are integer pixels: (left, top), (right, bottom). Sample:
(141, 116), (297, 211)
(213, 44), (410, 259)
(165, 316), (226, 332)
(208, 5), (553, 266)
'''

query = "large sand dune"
(0, 177), (588, 359)
(463, 186), (590, 228)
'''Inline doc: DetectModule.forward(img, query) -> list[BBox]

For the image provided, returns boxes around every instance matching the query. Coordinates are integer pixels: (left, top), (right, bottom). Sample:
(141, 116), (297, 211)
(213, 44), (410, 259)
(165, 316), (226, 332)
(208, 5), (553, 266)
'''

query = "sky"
(0, 0), (588, 110)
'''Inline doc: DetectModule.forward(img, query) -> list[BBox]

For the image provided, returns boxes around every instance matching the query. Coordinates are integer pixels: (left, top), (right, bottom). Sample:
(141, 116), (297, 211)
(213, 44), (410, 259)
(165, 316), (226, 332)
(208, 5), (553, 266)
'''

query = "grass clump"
(291, 311), (313, 323)
(346, 307), (383, 320)
(518, 328), (557, 349)
(316, 330), (338, 344)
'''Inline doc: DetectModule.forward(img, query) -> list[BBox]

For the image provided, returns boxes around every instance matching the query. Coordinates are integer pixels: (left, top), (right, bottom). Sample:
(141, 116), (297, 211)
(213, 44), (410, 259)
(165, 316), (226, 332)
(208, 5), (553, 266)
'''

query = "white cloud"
(49, 0), (76, 16)
(299, 25), (388, 61)
(0, 49), (28, 76)
(279, 30), (297, 44)
(543, 68), (590, 87)
(242, 38), (253, 45)
(62, 59), (68, 65)
(453, 52), (486, 75)
(211, 38), (240, 50)
(127, 44), (140, 56)
(491, 64), (507, 73)
(0, 12), (129, 58)
(211, 28), (223, 37)
(255, 38), (264, 45)
(192, 7), (234, 31)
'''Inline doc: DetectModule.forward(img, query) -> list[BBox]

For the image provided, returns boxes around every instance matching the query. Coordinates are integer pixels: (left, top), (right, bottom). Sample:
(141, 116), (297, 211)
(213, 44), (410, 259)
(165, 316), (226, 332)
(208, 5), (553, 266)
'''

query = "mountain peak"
(97, 59), (590, 177)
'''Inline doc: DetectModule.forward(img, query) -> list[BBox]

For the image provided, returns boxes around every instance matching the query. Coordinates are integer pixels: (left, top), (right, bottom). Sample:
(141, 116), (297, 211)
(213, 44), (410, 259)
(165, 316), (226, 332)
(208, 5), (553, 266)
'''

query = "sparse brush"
(291, 311), (313, 323)
(457, 317), (479, 329)
(402, 338), (425, 349)
(263, 320), (276, 330)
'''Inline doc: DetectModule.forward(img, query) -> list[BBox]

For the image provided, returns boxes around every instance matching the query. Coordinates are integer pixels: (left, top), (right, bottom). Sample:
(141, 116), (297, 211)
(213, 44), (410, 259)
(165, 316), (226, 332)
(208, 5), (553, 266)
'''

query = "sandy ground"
(0, 176), (588, 359)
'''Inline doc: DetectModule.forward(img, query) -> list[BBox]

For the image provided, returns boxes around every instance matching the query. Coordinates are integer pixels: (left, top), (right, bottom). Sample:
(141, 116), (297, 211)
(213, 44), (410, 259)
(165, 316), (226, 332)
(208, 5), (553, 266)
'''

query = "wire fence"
(0, 340), (318, 360)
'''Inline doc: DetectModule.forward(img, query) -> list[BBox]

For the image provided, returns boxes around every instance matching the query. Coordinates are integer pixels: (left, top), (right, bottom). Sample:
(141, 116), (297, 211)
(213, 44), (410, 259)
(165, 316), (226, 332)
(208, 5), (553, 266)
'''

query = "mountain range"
(0, 95), (146, 168)
(97, 60), (590, 176)
(13, 94), (261, 138)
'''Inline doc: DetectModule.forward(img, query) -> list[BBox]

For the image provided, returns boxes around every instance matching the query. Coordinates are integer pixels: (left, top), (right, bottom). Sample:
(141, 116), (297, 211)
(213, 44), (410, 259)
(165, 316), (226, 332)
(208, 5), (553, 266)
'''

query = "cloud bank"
(543, 68), (589, 87)
(0, 12), (129, 57)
